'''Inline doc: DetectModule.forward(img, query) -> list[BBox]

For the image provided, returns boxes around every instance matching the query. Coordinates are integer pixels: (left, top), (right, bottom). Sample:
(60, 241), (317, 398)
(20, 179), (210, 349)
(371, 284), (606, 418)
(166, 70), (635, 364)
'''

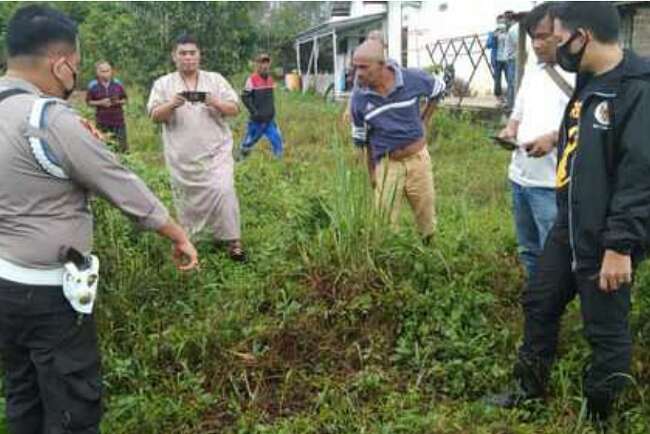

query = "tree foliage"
(1, 2), (328, 84)
(1, 2), (270, 87)
(80, 2), (260, 88)
(254, 2), (329, 72)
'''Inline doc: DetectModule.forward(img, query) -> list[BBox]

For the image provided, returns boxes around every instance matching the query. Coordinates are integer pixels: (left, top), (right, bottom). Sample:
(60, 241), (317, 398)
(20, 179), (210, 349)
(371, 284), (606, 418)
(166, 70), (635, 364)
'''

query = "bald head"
(353, 40), (385, 64)
(352, 40), (390, 89)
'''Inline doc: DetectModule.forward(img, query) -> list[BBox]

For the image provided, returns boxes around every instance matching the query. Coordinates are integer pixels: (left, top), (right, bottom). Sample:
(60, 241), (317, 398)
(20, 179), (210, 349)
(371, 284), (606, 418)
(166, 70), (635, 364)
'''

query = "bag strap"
(543, 65), (574, 98)
(0, 88), (29, 104)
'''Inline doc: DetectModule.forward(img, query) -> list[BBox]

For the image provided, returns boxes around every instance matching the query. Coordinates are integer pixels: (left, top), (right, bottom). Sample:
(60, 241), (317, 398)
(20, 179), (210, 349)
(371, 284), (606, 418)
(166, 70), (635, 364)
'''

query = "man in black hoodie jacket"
(486, 2), (650, 424)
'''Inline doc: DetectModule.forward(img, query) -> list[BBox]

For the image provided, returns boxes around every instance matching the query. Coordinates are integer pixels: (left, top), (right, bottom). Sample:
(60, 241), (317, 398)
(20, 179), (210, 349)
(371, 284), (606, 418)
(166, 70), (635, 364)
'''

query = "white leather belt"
(0, 256), (64, 286)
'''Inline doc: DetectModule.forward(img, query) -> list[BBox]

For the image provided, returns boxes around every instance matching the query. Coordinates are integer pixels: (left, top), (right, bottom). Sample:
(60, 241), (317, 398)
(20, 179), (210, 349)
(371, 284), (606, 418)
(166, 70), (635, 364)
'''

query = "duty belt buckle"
(62, 248), (100, 317)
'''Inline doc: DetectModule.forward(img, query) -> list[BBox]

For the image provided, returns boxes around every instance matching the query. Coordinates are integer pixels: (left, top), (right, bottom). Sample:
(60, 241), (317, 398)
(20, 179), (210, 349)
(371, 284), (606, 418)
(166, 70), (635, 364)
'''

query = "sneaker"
(484, 358), (548, 408)
(483, 382), (541, 408)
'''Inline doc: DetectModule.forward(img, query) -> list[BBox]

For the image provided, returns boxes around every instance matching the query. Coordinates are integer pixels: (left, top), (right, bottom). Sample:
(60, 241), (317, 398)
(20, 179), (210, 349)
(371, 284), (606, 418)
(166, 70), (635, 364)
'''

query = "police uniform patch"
(594, 101), (611, 126)
(79, 117), (105, 141)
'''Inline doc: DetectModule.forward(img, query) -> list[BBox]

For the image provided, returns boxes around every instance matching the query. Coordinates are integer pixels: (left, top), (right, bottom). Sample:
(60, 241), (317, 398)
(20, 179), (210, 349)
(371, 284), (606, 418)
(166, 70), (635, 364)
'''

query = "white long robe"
(147, 70), (241, 240)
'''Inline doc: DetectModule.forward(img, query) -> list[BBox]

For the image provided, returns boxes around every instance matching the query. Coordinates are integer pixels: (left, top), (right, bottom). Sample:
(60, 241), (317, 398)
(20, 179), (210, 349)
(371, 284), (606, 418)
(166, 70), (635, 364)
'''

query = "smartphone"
(489, 135), (518, 151)
(180, 91), (207, 103)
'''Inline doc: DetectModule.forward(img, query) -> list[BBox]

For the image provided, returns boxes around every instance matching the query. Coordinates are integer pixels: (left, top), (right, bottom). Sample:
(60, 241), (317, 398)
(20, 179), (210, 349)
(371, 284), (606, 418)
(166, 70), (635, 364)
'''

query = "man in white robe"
(148, 33), (246, 261)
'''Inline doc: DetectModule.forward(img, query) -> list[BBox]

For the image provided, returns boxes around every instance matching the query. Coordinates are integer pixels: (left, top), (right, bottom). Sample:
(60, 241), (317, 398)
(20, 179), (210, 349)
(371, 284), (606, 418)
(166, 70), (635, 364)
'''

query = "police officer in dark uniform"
(486, 2), (650, 426)
(0, 6), (198, 433)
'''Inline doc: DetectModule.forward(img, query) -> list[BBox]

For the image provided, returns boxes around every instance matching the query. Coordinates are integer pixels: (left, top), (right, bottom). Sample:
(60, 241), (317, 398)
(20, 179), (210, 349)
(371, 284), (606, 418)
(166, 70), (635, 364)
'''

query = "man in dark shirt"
(237, 53), (283, 160)
(486, 2), (650, 426)
(86, 60), (128, 152)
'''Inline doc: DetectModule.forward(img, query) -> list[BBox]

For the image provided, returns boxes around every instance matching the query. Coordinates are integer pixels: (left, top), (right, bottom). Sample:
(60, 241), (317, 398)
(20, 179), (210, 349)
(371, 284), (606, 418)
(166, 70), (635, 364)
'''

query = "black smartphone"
(180, 91), (207, 103)
(489, 135), (518, 151)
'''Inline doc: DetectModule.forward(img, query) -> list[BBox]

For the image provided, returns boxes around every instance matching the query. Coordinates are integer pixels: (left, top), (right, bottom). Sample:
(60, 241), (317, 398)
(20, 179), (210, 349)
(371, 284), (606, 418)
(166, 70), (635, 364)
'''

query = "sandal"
(227, 240), (247, 263)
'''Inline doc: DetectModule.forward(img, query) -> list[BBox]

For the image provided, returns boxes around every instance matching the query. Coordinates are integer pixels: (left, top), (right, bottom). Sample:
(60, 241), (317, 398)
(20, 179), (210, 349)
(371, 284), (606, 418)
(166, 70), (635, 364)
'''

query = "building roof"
(295, 12), (386, 44)
(331, 1), (352, 17)
(615, 1), (650, 6)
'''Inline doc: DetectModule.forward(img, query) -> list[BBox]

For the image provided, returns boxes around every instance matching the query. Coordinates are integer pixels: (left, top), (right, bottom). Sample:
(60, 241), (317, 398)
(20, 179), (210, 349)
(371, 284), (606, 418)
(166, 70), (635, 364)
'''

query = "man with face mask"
(0, 5), (198, 433)
(148, 34), (246, 262)
(237, 53), (284, 160)
(486, 1), (650, 425)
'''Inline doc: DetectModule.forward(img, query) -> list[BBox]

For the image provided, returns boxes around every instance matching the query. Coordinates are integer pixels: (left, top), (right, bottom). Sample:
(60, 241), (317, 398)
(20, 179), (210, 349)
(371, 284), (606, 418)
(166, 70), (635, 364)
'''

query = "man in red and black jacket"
(238, 53), (284, 160)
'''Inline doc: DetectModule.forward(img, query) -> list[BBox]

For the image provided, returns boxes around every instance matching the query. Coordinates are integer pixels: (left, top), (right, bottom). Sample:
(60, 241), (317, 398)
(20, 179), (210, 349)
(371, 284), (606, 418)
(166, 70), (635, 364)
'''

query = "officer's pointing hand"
(173, 239), (199, 271)
(599, 249), (632, 292)
(157, 221), (198, 271)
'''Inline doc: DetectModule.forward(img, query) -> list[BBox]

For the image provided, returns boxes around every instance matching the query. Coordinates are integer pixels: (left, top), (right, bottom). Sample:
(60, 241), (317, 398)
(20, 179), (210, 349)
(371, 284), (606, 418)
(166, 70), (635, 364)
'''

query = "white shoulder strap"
(27, 98), (69, 179)
(543, 65), (574, 99)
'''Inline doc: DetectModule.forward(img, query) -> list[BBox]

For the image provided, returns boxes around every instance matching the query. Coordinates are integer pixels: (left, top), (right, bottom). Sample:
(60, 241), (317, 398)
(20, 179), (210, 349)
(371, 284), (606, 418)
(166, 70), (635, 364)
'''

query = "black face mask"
(556, 31), (587, 73)
(53, 60), (78, 100)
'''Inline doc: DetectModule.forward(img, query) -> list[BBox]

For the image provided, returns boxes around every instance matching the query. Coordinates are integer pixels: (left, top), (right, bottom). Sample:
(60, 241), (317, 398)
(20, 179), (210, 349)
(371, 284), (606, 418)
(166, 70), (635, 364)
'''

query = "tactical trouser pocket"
(49, 316), (102, 433)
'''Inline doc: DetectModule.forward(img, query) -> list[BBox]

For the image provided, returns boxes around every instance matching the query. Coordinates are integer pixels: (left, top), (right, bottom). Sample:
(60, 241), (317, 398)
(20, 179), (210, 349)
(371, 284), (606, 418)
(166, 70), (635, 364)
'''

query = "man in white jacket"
(498, 2), (573, 278)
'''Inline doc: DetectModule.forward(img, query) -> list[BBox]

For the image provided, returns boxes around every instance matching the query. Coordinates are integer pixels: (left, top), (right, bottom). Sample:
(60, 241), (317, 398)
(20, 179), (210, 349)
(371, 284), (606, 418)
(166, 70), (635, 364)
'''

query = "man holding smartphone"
(147, 34), (247, 262)
(498, 2), (573, 279)
(86, 60), (128, 152)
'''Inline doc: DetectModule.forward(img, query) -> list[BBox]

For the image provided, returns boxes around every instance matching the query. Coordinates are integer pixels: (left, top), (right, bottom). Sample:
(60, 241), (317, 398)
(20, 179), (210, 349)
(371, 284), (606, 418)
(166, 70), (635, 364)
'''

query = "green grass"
(1, 89), (649, 433)
(0, 398), (5, 434)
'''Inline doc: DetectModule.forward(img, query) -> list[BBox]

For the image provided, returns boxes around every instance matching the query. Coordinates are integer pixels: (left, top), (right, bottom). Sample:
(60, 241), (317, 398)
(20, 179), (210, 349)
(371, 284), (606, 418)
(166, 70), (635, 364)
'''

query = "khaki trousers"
(374, 147), (436, 237)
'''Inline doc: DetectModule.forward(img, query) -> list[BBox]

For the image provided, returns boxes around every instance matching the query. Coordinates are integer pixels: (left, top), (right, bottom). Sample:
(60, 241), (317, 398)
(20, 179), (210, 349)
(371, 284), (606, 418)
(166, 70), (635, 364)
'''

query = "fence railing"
(425, 33), (493, 107)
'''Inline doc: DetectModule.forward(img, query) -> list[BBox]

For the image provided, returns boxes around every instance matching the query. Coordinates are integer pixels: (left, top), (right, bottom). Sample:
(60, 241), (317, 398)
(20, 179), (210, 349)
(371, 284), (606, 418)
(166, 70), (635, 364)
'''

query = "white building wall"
(331, 0), (541, 95)
(387, 1), (403, 64)
(404, 0), (536, 95)
(349, 0), (387, 18)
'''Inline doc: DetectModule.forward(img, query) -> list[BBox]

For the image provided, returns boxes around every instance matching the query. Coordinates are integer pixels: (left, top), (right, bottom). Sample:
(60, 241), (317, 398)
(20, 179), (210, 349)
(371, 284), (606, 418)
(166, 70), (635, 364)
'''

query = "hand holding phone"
(522, 132), (557, 158)
(179, 91), (207, 103)
(490, 135), (518, 151)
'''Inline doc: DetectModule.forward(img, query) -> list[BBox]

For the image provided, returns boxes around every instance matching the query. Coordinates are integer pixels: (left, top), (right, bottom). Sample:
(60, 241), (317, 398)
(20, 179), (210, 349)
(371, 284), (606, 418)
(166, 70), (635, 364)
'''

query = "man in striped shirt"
(350, 41), (445, 241)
